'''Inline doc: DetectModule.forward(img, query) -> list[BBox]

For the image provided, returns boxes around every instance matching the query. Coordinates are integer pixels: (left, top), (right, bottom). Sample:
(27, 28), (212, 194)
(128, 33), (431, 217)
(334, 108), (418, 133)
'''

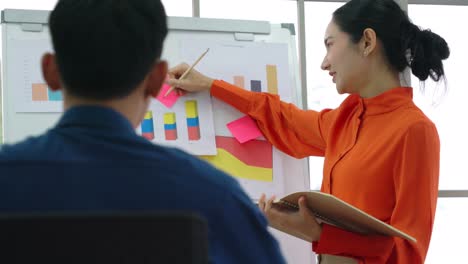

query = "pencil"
(164, 48), (210, 97)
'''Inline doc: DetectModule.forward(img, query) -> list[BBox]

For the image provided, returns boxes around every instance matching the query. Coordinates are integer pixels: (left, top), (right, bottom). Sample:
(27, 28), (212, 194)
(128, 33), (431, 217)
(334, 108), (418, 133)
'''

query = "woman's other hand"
(258, 193), (323, 242)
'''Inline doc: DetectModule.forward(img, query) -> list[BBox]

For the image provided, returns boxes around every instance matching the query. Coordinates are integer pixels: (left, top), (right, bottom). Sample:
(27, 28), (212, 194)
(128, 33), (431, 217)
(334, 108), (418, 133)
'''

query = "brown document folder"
(273, 191), (416, 242)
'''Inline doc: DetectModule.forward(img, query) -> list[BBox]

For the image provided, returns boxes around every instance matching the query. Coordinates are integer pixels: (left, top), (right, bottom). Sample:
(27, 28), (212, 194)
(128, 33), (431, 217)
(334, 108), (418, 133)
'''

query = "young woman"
(168, 0), (449, 263)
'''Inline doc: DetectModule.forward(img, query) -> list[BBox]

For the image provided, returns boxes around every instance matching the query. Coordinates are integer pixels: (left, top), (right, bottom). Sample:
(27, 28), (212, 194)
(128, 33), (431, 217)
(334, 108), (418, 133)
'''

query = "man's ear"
(361, 28), (377, 56)
(146, 60), (168, 98)
(41, 53), (62, 91)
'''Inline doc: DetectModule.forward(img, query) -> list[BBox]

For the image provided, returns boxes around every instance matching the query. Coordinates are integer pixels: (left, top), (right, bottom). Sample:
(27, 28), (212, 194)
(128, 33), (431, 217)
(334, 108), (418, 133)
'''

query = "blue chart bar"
(251, 80), (262, 92)
(48, 90), (63, 101)
(186, 118), (199, 127)
(164, 123), (177, 130)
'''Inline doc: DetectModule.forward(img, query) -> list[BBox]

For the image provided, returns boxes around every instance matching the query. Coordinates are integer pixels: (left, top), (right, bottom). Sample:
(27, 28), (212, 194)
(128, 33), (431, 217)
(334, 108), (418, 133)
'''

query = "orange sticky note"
(227, 115), (263, 144)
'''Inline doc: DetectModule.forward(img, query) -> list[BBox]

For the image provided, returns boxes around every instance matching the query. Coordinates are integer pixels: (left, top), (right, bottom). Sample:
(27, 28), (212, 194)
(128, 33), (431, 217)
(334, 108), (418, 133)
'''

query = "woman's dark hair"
(49, 0), (168, 100)
(333, 0), (450, 83)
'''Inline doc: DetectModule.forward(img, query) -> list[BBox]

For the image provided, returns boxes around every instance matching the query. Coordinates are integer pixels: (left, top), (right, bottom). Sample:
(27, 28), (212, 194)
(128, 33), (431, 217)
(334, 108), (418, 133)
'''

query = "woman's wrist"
(204, 77), (214, 92)
(311, 224), (323, 241)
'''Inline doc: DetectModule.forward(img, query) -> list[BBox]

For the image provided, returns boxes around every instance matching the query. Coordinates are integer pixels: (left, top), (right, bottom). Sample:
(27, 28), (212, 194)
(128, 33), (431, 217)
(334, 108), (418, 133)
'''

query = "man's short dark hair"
(49, 0), (168, 100)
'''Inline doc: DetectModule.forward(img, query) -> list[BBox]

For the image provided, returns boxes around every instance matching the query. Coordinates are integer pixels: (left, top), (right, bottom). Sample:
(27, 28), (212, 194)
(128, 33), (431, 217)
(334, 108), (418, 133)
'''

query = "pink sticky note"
(156, 83), (181, 108)
(227, 115), (263, 144)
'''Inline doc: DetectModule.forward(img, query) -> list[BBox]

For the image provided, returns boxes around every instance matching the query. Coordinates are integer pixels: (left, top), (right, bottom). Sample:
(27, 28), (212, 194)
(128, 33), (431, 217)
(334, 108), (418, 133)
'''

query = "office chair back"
(0, 212), (209, 264)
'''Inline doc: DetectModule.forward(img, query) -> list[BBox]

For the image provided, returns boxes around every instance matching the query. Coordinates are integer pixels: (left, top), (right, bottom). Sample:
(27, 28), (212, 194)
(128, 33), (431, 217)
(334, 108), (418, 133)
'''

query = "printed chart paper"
(9, 39), (62, 113)
(181, 39), (293, 198)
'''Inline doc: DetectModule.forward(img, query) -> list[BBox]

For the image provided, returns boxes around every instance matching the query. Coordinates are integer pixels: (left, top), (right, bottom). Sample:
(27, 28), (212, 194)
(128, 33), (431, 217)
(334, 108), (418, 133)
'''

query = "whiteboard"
(1, 9), (314, 263)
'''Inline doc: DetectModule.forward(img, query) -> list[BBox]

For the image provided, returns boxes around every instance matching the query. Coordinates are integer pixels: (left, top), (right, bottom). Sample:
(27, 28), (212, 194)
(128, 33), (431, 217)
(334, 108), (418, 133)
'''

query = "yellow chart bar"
(163, 112), (176, 124)
(185, 101), (198, 118)
(266, 65), (278, 94)
(144, 111), (153, 119)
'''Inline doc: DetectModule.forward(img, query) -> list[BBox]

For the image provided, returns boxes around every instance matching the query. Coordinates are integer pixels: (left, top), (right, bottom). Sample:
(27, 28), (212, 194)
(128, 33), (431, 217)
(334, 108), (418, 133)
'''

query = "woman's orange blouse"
(211, 80), (440, 264)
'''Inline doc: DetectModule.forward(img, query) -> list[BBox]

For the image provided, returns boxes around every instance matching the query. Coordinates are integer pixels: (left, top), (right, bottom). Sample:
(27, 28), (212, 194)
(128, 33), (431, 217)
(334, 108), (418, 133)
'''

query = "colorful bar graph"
(185, 100), (200, 141)
(251, 80), (262, 92)
(164, 112), (178, 140)
(200, 136), (273, 182)
(141, 111), (155, 140)
(233, 76), (245, 89)
(32, 83), (63, 102)
(32, 83), (48, 101)
(266, 65), (278, 94)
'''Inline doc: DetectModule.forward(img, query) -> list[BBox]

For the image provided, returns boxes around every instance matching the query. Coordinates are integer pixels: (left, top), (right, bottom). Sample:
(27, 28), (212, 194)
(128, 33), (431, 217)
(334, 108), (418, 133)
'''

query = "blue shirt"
(0, 106), (285, 264)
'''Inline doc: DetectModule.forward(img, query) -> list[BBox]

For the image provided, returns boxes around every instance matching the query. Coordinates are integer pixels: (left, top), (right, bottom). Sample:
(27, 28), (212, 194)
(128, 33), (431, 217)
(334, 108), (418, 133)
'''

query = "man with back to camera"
(0, 0), (286, 263)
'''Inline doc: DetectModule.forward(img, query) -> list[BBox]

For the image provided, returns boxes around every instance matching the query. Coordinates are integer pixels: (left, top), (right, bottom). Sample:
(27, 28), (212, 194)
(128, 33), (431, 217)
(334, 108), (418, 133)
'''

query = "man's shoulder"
(0, 134), (244, 196)
(0, 135), (45, 159)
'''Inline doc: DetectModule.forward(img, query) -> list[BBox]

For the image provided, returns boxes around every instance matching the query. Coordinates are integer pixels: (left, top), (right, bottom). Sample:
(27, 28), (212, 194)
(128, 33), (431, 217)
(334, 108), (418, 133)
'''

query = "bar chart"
(31, 83), (63, 101)
(231, 64), (279, 94)
(143, 95), (216, 155)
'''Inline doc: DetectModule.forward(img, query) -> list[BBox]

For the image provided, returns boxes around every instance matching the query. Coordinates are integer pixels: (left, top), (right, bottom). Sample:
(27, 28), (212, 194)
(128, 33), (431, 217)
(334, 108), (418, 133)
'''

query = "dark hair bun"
(406, 24), (450, 82)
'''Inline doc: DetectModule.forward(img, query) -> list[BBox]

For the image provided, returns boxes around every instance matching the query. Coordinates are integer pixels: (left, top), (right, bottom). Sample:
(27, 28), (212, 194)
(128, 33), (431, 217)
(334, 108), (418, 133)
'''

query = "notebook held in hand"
(272, 191), (416, 243)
